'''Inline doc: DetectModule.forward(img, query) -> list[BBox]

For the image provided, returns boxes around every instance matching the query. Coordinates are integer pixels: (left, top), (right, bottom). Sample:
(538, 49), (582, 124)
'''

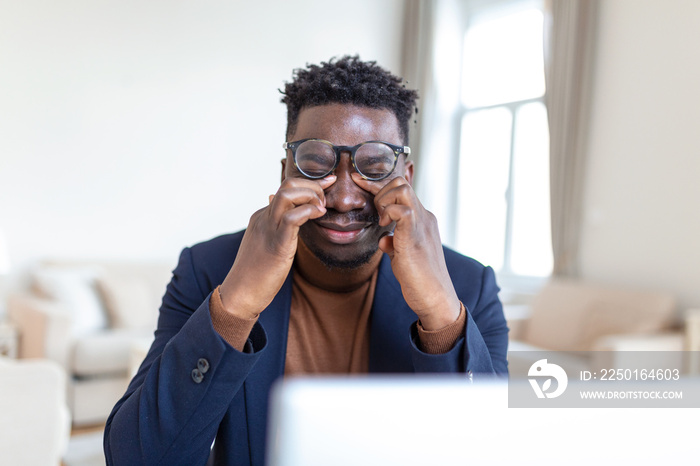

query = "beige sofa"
(507, 278), (682, 374)
(0, 357), (71, 465)
(8, 261), (173, 426)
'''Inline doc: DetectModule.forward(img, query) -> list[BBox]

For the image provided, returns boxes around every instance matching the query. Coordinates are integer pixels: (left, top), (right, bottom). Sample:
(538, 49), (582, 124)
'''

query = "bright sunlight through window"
(456, 4), (552, 278)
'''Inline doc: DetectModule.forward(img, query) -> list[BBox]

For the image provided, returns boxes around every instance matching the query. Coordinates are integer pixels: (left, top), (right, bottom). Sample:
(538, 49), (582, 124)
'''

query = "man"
(104, 56), (508, 466)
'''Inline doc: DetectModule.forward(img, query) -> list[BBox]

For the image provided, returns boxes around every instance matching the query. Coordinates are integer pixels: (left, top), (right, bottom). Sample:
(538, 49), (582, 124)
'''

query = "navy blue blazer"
(104, 231), (508, 466)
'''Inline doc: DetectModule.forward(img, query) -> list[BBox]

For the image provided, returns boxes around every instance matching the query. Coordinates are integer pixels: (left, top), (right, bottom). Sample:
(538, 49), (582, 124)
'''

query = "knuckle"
(396, 204), (412, 217)
(403, 208), (416, 223)
(276, 189), (293, 201)
(279, 213), (295, 226)
(396, 184), (412, 196)
(280, 177), (301, 188)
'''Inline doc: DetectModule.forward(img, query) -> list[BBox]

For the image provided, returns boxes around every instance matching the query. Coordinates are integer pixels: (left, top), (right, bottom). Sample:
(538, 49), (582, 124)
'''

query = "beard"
(305, 242), (379, 269)
(299, 209), (385, 270)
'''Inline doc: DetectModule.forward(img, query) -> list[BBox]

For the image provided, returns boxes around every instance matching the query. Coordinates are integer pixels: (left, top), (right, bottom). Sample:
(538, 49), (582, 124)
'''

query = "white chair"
(0, 357), (71, 465)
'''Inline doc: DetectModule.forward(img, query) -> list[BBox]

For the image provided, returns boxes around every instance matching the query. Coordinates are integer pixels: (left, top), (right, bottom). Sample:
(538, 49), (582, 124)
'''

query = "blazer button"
(197, 358), (210, 374)
(191, 368), (204, 384)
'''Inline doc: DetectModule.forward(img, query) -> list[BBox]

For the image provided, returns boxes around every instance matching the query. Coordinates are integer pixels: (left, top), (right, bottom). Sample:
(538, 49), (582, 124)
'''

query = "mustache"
(316, 209), (379, 224)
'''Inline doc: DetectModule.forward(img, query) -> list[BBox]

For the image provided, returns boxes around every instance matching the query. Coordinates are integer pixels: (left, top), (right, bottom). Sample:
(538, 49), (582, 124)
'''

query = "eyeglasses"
(283, 138), (411, 181)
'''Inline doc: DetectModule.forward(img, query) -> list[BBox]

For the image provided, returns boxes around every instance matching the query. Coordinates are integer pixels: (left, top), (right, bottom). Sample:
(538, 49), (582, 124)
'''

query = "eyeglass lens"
(295, 140), (396, 180)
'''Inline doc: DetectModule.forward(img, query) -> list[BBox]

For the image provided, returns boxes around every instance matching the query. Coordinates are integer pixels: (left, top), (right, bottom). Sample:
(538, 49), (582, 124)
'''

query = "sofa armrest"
(7, 295), (73, 368)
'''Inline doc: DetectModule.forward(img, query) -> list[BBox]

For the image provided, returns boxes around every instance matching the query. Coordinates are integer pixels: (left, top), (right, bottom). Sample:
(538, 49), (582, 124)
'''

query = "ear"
(281, 158), (287, 183)
(403, 159), (414, 186)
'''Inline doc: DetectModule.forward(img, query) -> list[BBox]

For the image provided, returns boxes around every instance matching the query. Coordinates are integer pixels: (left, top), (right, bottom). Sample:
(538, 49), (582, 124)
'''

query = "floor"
(64, 425), (106, 466)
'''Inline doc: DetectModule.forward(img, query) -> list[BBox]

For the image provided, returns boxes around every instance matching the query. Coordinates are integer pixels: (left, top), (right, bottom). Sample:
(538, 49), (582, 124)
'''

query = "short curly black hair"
(280, 55), (419, 144)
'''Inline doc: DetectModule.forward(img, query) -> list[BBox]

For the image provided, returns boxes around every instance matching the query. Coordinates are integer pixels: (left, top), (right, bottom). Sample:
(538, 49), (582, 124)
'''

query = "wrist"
(417, 295), (461, 331)
(219, 282), (261, 320)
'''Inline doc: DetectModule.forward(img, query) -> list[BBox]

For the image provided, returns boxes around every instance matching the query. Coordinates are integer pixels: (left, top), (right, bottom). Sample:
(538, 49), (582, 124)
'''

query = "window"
(454, 0), (552, 285)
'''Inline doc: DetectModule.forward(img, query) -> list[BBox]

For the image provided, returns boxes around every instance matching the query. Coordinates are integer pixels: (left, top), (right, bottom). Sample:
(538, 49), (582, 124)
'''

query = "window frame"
(453, 0), (550, 294)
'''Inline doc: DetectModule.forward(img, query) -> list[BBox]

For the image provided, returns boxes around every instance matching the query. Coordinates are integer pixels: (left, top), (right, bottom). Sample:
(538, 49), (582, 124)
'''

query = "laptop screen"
(266, 375), (699, 466)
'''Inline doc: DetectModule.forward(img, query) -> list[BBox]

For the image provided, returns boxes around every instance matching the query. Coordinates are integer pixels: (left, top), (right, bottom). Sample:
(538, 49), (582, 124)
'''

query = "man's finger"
(351, 173), (409, 196)
(352, 173), (415, 208)
(374, 183), (416, 213)
(269, 187), (325, 219)
(378, 234), (395, 256)
(318, 174), (337, 190)
(278, 203), (327, 229)
(286, 174), (337, 195)
(350, 173), (383, 195)
(279, 175), (337, 206)
(379, 204), (414, 227)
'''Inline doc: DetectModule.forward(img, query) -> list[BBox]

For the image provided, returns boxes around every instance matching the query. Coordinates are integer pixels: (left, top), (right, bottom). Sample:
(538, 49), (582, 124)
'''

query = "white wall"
(0, 0), (405, 292)
(580, 0), (700, 313)
(5, 0), (698, 316)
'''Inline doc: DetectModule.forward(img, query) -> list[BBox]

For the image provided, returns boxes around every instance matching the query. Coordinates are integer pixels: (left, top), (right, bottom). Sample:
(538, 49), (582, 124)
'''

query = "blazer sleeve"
(104, 247), (268, 465)
(409, 265), (509, 376)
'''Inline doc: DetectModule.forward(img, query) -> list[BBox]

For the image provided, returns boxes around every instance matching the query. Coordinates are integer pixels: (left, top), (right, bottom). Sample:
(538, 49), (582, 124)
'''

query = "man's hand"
(352, 173), (461, 330)
(219, 176), (337, 319)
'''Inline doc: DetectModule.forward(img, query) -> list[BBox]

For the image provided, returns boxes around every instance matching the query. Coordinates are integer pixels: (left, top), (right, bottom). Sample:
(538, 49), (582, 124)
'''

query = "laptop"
(266, 375), (699, 465)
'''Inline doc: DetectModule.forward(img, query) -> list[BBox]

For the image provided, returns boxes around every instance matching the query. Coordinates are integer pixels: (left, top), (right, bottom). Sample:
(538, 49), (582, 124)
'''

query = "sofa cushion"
(33, 266), (108, 336)
(97, 272), (159, 330)
(71, 328), (153, 377)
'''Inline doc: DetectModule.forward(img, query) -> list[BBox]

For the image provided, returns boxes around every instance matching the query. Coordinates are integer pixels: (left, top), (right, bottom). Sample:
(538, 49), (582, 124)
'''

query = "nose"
(324, 153), (367, 213)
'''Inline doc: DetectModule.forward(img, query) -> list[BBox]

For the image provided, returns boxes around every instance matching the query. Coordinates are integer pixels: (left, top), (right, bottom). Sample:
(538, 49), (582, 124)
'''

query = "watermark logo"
(509, 351), (697, 408)
(528, 359), (568, 399)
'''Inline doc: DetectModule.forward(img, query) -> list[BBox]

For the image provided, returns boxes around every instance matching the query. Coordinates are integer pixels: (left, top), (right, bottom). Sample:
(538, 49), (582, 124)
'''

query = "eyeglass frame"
(282, 138), (411, 181)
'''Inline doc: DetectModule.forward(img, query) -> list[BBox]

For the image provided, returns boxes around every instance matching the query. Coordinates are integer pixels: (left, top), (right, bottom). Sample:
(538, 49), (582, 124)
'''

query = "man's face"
(282, 104), (414, 269)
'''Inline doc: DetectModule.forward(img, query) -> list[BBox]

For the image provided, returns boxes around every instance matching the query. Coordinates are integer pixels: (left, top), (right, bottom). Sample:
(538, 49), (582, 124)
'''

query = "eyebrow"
(361, 155), (393, 164)
(298, 153), (332, 163)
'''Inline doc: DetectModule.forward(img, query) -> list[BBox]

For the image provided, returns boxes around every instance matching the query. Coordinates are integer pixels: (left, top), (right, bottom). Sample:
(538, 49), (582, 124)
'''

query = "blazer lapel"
(243, 271), (292, 465)
(368, 254), (417, 373)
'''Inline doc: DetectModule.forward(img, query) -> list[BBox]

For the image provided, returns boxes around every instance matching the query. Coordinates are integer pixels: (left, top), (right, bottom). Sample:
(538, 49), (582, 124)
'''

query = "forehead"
(291, 104), (401, 146)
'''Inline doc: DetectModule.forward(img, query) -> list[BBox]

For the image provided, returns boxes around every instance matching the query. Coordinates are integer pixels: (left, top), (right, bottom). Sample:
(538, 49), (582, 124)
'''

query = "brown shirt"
(209, 272), (466, 371)
(285, 267), (377, 374)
